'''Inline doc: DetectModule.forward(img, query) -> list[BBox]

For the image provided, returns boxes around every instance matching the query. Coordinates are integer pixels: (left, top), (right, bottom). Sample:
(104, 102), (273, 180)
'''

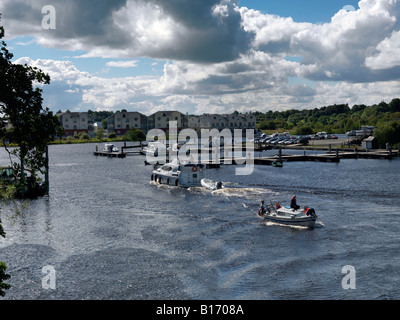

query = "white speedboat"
(103, 143), (119, 153)
(260, 203), (318, 228)
(201, 178), (223, 191)
(151, 159), (205, 187)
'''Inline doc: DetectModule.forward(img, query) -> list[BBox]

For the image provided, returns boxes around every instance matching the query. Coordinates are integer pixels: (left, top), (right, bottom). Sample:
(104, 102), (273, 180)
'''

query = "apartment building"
(56, 111), (94, 136)
(147, 111), (188, 132)
(57, 109), (256, 137)
(188, 113), (256, 133)
(107, 111), (147, 135)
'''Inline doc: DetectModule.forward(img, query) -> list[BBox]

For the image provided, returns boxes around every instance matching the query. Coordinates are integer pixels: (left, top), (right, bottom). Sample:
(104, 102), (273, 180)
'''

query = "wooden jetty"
(93, 141), (147, 158)
(94, 151), (126, 158)
(121, 141), (147, 155)
(213, 147), (397, 167)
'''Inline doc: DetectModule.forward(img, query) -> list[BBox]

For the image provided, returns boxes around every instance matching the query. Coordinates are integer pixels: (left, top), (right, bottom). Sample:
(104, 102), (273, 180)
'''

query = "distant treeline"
(255, 98), (400, 147)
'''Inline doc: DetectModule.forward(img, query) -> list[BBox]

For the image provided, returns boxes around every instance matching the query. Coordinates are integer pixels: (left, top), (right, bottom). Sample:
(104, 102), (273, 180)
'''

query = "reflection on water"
(0, 143), (400, 300)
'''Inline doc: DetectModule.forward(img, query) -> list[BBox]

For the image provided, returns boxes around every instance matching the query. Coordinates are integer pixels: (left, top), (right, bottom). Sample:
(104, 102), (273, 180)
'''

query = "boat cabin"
(152, 159), (204, 187)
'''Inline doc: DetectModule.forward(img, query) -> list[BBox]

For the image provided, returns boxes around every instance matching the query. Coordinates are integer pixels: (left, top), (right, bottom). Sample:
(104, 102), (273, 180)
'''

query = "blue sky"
(1, 0), (399, 115)
(239, 0), (360, 23)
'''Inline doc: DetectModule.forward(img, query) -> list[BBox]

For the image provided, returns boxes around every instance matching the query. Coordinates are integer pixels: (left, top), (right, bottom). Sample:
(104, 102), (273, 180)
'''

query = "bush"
(374, 121), (400, 148)
(78, 132), (90, 140)
(295, 126), (313, 135)
(127, 128), (146, 141)
(108, 132), (117, 139)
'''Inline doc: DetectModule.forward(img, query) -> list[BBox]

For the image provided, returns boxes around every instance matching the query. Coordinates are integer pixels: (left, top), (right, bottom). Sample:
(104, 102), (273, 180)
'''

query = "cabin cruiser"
(259, 202), (318, 228)
(201, 178), (223, 191)
(103, 143), (119, 153)
(151, 158), (205, 187)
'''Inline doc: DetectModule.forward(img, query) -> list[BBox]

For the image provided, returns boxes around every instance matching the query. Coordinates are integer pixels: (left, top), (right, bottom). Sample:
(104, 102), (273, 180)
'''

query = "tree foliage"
(126, 127), (146, 141)
(0, 17), (62, 176)
(256, 100), (400, 146)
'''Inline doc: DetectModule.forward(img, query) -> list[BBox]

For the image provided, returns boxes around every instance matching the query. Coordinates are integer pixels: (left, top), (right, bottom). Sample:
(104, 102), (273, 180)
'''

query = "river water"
(0, 142), (399, 300)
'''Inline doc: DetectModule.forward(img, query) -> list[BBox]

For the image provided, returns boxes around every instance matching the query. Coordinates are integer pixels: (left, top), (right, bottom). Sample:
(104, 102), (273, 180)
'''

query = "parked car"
(297, 137), (310, 145)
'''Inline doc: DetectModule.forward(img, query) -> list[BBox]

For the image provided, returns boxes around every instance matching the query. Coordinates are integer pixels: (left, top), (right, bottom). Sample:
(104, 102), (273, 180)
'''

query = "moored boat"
(103, 143), (119, 153)
(142, 142), (163, 157)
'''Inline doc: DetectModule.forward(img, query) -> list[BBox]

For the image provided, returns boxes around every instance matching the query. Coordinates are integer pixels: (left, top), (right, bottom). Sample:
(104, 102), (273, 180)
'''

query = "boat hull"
(263, 214), (317, 227)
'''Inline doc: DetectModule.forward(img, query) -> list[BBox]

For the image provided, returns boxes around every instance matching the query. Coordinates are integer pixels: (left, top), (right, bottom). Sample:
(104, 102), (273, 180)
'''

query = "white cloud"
(3, 0), (400, 114)
(105, 60), (139, 68)
(365, 30), (400, 70)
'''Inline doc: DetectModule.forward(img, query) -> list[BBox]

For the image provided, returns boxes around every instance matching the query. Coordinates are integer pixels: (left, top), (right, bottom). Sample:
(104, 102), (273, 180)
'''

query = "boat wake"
(211, 187), (278, 200)
(264, 219), (324, 229)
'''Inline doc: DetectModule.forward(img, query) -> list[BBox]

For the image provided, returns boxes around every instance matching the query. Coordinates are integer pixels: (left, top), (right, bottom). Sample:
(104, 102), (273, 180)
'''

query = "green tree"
(101, 119), (108, 130)
(1, 17), (62, 181)
(96, 128), (105, 139)
(126, 128), (146, 141)
(0, 261), (11, 297)
(295, 125), (313, 135)
(374, 121), (400, 148)
(258, 120), (276, 130)
(108, 132), (117, 139)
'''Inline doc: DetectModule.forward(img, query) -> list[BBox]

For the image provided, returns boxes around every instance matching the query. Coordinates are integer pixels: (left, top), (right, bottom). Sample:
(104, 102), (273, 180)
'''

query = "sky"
(1, 0), (399, 116)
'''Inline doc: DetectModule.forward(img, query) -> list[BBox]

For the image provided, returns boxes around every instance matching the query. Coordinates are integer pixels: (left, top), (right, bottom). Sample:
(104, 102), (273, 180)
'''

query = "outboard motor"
(216, 181), (223, 190)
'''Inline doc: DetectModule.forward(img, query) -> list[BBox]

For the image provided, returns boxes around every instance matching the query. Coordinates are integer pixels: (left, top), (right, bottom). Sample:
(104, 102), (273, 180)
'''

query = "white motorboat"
(151, 158), (205, 187)
(201, 178), (223, 191)
(103, 143), (119, 153)
(143, 142), (164, 157)
(260, 203), (318, 228)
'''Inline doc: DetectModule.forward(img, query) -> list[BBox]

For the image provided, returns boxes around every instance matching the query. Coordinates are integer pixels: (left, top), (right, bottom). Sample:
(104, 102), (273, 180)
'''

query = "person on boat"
(304, 206), (316, 217)
(276, 202), (281, 209)
(258, 201), (266, 216)
(290, 195), (300, 210)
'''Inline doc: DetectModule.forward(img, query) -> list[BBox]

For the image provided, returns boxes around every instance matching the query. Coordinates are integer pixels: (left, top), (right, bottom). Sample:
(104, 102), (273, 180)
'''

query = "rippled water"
(0, 142), (399, 300)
